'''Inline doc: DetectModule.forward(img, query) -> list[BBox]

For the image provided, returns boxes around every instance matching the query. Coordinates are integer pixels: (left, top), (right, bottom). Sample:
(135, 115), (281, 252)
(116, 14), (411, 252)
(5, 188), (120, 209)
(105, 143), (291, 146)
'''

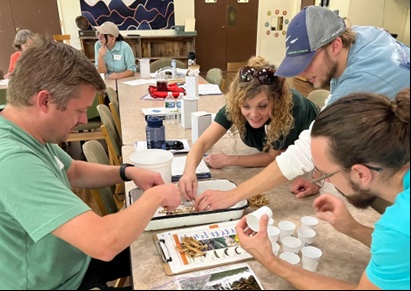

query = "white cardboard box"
(181, 96), (198, 129)
(191, 111), (212, 143)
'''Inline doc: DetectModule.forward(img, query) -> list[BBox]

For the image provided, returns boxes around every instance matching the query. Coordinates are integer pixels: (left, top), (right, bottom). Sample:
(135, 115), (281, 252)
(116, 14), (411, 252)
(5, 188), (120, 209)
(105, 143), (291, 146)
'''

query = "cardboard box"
(191, 111), (212, 143)
(181, 97), (198, 129)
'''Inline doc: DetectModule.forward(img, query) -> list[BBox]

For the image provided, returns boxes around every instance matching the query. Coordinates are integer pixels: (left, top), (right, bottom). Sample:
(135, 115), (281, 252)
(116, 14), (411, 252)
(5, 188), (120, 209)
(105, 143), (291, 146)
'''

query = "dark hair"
(8, 35), (106, 109)
(312, 89), (410, 174)
(13, 29), (34, 50)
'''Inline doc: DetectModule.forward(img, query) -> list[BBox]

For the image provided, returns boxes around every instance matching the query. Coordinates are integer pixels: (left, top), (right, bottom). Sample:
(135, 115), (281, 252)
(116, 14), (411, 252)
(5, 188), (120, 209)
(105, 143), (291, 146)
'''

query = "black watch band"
(120, 163), (134, 182)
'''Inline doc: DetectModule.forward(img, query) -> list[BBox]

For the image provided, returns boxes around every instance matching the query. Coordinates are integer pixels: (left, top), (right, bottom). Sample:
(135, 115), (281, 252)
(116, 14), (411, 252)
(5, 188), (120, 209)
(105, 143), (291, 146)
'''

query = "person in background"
(94, 21), (137, 80)
(193, 5), (410, 212)
(4, 29), (34, 79)
(236, 89), (410, 290)
(179, 56), (319, 200)
(0, 36), (180, 290)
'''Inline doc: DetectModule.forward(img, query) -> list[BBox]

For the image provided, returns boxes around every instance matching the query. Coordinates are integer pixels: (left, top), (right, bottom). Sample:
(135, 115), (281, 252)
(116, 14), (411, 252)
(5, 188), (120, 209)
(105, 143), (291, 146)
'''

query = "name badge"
(114, 54), (122, 61)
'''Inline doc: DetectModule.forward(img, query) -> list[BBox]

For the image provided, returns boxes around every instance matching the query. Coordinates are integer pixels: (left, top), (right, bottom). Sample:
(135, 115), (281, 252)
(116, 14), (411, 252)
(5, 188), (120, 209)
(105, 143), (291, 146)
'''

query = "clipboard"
(153, 220), (253, 275)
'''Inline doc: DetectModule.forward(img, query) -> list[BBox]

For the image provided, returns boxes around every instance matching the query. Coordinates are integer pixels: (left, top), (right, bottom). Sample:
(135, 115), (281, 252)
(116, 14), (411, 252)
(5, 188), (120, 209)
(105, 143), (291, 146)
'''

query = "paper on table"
(122, 79), (155, 86)
(172, 156), (211, 182)
(198, 84), (222, 95)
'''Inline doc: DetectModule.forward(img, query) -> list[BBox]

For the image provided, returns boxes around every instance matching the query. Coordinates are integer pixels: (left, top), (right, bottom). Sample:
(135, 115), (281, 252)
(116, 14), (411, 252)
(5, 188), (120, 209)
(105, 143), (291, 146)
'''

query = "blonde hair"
(225, 56), (294, 152)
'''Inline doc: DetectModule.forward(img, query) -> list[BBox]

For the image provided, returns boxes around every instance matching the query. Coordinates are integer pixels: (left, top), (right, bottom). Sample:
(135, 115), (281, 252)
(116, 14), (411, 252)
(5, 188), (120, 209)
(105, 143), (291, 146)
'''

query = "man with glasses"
(94, 21), (137, 80)
(194, 5), (409, 211)
(236, 89), (410, 289)
(178, 56), (319, 200)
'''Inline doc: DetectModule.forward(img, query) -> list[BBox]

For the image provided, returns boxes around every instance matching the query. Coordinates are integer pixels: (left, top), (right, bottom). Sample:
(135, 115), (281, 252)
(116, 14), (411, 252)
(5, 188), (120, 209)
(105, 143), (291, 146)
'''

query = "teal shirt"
(95, 40), (137, 75)
(0, 116), (91, 289)
(366, 170), (410, 290)
(214, 89), (319, 151)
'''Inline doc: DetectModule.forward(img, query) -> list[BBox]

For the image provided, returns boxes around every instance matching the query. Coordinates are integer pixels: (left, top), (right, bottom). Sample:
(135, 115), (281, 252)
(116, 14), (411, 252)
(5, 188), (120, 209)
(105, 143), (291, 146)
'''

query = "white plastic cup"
(279, 252), (300, 265)
(139, 58), (151, 79)
(297, 227), (316, 248)
(281, 236), (302, 255)
(301, 246), (323, 272)
(267, 225), (280, 242)
(245, 206), (274, 232)
(278, 220), (296, 240)
(130, 149), (173, 183)
(100, 73), (105, 80)
(300, 216), (319, 229)
(271, 241), (280, 256)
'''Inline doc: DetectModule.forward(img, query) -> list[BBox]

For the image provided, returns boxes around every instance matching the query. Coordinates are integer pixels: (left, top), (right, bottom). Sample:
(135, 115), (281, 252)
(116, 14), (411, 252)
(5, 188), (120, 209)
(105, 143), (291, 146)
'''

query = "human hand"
(195, 189), (236, 212)
(313, 194), (356, 235)
(129, 167), (164, 190)
(289, 177), (320, 198)
(156, 183), (181, 210)
(204, 152), (229, 168)
(177, 172), (198, 201)
(98, 46), (107, 58)
(235, 215), (273, 262)
(108, 72), (119, 80)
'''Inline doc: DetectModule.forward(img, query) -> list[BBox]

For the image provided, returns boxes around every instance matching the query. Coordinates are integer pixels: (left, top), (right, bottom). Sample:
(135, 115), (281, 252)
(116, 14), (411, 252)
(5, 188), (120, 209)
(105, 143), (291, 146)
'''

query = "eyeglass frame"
(310, 164), (383, 188)
(239, 66), (278, 85)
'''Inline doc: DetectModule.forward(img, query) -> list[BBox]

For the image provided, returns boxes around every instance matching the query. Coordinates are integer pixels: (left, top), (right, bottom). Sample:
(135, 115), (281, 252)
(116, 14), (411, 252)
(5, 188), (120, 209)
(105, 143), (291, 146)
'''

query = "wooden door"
(195, 0), (258, 72)
(0, 0), (61, 75)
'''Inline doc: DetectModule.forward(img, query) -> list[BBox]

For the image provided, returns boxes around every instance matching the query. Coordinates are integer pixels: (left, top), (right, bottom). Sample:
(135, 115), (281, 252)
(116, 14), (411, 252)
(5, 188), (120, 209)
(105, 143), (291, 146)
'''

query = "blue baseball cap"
(275, 6), (346, 77)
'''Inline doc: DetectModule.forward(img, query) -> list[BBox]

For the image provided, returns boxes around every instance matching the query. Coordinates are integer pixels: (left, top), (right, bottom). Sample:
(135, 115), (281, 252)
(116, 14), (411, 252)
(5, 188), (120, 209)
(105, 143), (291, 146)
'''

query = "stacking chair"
(149, 58), (185, 73)
(205, 68), (225, 90)
(53, 34), (71, 45)
(82, 140), (128, 288)
(105, 87), (121, 135)
(66, 91), (105, 142)
(306, 89), (330, 109)
(97, 104), (122, 166)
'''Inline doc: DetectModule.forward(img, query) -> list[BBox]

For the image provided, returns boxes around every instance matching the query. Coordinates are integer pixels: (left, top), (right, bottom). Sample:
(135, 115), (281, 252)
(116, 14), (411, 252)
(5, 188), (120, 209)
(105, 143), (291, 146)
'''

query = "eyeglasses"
(310, 165), (383, 188)
(239, 66), (278, 85)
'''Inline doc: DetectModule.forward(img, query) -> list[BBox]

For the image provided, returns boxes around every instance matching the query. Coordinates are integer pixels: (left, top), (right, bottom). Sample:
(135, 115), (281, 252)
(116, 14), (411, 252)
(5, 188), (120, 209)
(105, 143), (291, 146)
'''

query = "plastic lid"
(146, 116), (163, 127)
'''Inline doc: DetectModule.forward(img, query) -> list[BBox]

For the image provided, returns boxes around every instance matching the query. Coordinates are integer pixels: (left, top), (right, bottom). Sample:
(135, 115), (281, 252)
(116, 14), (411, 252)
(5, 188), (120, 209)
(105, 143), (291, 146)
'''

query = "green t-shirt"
(214, 89), (319, 151)
(0, 116), (91, 289)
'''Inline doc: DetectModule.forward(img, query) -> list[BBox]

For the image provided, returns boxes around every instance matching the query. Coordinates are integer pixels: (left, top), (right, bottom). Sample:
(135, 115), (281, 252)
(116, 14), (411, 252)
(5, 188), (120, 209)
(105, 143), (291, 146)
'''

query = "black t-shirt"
(214, 89), (319, 151)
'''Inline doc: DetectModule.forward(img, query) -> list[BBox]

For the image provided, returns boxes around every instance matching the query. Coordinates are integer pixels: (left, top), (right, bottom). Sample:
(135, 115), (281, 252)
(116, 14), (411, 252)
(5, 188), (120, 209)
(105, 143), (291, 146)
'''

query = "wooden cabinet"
(79, 35), (195, 66)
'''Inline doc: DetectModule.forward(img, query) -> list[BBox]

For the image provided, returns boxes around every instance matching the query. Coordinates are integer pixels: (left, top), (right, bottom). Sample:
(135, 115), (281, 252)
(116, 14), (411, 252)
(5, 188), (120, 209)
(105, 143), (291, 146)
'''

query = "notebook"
(172, 156), (211, 182)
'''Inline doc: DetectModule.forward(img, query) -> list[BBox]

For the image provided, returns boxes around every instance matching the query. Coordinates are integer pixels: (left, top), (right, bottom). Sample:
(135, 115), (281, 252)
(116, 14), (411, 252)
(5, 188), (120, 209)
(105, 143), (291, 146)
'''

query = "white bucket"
(130, 149), (173, 183)
(139, 58), (151, 79)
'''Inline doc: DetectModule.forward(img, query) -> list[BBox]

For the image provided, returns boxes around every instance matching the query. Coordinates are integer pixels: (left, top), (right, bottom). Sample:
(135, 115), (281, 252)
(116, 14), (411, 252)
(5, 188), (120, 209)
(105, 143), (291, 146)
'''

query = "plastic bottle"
(176, 93), (183, 124)
(164, 91), (176, 124)
(146, 116), (166, 150)
(171, 59), (177, 79)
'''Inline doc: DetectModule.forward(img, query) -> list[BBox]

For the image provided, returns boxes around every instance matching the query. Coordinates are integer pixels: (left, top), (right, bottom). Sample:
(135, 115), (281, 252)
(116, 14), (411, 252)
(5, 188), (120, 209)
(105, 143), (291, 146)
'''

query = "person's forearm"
(97, 57), (107, 73)
(228, 151), (281, 167)
(184, 143), (208, 174)
(345, 221), (373, 247)
(232, 161), (289, 201)
(115, 70), (134, 79)
(68, 160), (122, 189)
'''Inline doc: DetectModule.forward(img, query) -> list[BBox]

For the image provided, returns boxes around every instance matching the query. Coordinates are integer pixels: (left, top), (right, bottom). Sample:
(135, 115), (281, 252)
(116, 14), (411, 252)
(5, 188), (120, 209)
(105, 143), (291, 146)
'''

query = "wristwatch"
(120, 163), (134, 182)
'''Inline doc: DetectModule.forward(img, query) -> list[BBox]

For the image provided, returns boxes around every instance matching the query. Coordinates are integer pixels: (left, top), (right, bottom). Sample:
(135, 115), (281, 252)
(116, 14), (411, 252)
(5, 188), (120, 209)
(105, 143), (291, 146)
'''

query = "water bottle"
(171, 59), (177, 79)
(176, 93), (183, 124)
(164, 91), (176, 124)
(146, 116), (166, 149)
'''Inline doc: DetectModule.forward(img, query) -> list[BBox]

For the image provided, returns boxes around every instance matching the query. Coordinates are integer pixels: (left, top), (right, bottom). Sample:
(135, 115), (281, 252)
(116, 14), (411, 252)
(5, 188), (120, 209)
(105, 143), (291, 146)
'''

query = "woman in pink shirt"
(4, 29), (34, 78)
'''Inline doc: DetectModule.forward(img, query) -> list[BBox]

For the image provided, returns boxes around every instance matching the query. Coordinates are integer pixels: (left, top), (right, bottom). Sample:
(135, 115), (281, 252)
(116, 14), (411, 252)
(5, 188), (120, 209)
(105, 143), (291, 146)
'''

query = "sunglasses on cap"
(239, 66), (278, 85)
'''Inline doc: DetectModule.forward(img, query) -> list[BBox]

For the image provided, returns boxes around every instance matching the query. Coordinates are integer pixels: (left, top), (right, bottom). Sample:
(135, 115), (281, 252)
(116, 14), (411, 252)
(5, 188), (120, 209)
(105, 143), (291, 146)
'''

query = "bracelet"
(120, 163), (134, 182)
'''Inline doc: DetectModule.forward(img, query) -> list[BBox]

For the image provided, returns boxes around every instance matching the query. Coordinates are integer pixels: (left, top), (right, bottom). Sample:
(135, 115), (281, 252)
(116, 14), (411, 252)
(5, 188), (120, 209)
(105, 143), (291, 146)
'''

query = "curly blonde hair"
(225, 56), (294, 152)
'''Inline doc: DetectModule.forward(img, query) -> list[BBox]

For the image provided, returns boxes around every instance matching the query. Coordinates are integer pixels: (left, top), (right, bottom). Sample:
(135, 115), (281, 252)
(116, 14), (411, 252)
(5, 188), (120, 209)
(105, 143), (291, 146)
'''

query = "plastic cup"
(279, 252), (300, 265)
(245, 206), (274, 232)
(130, 149), (173, 183)
(267, 225), (280, 242)
(271, 241), (280, 256)
(300, 216), (319, 229)
(281, 236), (302, 255)
(278, 220), (296, 240)
(301, 246), (322, 272)
(297, 227), (316, 248)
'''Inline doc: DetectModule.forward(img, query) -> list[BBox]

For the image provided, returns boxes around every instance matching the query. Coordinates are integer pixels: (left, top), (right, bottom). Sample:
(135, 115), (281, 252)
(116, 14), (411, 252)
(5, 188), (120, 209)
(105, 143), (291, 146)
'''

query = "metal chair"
(53, 34), (71, 45)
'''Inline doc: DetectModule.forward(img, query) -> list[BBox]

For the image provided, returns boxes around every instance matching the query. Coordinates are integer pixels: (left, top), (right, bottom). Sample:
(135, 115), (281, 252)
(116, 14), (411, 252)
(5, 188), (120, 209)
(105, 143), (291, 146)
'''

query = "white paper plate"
(128, 179), (249, 231)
